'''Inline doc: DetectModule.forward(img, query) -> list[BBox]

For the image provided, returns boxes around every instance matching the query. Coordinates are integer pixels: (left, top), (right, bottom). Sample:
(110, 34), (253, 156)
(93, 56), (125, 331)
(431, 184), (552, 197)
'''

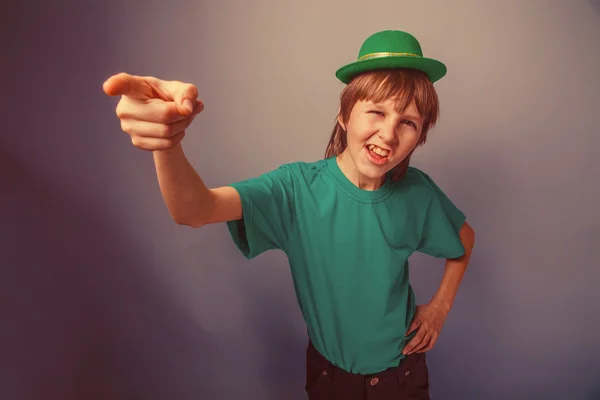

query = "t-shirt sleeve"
(225, 165), (295, 260)
(415, 171), (466, 259)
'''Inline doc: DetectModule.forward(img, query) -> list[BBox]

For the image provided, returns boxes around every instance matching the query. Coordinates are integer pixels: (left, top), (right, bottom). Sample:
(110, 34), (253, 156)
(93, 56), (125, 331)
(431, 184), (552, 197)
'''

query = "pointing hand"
(103, 73), (204, 151)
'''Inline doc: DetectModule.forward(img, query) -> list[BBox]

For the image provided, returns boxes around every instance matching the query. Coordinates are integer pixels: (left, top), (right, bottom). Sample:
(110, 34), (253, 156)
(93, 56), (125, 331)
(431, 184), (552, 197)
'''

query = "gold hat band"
(358, 52), (420, 61)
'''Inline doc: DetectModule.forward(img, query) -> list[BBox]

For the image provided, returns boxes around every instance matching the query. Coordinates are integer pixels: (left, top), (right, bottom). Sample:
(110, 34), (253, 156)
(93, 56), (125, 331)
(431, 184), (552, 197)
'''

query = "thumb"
(171, 81), (200, 116)
(151, 79), (202, 116)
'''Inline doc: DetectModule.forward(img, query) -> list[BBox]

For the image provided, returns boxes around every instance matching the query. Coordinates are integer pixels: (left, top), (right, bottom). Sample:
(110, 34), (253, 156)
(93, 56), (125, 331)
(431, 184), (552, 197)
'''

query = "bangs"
(340, 69), (439, 127)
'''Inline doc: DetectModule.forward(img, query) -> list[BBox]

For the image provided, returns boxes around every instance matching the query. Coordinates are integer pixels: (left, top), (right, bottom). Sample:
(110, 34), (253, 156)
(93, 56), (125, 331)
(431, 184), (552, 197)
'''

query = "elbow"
(172, 214), (205, 228)
(176, 219), (206, 228)
(173, 215), (189, 226)
(172, 208), (214, 228)
(186, 220), (206, 228)
(170, 196), (216, 228)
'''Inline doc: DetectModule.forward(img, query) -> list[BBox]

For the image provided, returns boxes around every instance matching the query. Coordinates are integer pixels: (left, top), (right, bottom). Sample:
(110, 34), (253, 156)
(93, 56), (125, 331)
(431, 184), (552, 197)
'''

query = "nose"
(377, 121), (397, 144)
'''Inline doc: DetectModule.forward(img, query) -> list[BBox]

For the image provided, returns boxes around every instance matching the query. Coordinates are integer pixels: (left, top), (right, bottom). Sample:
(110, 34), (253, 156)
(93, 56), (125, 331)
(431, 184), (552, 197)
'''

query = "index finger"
(102, 73), (153, 99)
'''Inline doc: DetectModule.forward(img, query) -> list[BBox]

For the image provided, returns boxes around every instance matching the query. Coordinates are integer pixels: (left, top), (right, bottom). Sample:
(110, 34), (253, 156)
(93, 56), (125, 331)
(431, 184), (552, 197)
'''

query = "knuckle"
(160, 106), (175, 123)
(172, 132), (185, 145)
(131, 136), (142, 148)
(145, 76), (160, 86)
(174, 131), (185, 142)
(120, 120), (131, 134)
(158, 124), (172, 138)
(115, 102), (127, 119)
(158, 137), (178, 150)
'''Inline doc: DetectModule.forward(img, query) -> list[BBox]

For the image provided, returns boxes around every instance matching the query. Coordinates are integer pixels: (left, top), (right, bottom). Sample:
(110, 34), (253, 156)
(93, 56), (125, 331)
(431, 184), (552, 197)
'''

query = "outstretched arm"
(103, 73), (242, 227)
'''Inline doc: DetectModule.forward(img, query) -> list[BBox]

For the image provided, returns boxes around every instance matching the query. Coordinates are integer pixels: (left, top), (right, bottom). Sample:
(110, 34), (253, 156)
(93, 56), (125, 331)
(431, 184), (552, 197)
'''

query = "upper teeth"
(368, 144), (389, 157)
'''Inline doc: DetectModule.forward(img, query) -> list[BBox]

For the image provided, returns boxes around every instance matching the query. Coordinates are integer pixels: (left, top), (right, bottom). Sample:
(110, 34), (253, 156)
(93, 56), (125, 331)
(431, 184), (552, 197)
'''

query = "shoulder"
(393, 167), (439, 196)
(404, 166), (435, 184)
(281, 158), (328, 172)
(278, 158), (330, 180)
(236, 159), (327, 192)
(400, 166), (465, 220)
(392, 166), (461, 209)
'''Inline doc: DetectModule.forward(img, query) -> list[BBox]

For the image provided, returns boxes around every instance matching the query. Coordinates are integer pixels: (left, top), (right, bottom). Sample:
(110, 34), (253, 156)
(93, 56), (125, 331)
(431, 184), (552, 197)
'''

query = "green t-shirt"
(226, 156), (466, 374)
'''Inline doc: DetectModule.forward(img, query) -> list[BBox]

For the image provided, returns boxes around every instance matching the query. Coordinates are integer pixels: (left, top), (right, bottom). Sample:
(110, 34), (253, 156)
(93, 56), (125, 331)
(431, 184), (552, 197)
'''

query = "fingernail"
(183, 99), (193, 113)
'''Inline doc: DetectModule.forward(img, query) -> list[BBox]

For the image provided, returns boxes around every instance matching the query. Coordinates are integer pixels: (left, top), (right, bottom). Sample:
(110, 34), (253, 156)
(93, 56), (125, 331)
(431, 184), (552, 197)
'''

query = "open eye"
(402, 120), (418, 129)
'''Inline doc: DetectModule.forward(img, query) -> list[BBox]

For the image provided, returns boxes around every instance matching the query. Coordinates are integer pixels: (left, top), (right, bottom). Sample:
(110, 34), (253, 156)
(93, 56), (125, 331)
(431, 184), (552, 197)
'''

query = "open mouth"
(366, 144), (390, 164)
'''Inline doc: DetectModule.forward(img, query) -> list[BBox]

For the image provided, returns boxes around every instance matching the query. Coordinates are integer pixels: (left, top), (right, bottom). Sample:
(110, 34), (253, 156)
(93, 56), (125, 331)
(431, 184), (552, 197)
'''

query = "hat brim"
(335, 56), (447, 84)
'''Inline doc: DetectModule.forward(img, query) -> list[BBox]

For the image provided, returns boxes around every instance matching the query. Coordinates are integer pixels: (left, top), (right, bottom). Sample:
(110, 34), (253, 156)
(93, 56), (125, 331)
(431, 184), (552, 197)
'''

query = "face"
(337, 98), (423, 190)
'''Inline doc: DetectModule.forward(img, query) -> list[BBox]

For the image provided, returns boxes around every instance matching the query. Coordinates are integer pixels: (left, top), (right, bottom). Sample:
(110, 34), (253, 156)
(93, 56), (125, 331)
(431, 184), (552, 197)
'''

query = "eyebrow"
(401, 113), (422, 123)
(368, 103), (422, 123)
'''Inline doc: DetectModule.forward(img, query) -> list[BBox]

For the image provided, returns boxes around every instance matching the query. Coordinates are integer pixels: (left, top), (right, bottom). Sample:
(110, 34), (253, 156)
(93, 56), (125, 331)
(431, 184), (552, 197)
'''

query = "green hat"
(335, 30), (447, 84)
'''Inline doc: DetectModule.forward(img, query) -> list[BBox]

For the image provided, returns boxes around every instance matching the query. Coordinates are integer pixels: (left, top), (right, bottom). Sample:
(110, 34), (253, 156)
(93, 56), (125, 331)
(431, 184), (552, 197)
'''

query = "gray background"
(3, 0), (600, 399)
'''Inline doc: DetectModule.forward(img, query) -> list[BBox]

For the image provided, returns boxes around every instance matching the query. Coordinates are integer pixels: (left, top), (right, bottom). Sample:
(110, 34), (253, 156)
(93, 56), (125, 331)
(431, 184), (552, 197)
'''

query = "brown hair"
(324, 68), (440, 181)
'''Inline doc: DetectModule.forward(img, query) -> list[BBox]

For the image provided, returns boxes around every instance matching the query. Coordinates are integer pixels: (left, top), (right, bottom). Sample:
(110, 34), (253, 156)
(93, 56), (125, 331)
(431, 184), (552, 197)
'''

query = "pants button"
(405, 370), (410, 376)
(369, 377), (379, 386)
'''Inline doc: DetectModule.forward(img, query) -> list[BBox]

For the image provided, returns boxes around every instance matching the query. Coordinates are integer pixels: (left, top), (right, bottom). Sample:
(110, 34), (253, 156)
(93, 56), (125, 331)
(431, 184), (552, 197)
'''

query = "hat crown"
(358, 30), (424, 60)
(335, 29), (446, 84)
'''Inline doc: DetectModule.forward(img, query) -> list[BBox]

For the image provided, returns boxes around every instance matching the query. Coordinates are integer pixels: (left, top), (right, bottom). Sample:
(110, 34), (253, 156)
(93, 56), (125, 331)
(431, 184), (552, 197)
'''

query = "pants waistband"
(307, 339), (419, 383)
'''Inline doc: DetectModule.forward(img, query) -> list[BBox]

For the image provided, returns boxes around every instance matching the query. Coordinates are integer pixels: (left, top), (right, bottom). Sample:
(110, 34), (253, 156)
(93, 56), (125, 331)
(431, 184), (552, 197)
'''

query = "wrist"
(429, 297), (452, 314)
(154, 143), (183, 155)
(153, 144), (186, 165)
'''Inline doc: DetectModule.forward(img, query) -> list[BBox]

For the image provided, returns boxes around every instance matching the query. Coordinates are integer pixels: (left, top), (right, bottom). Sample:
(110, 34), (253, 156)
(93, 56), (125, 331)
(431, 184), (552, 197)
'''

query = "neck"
(336, 151), (386, 191)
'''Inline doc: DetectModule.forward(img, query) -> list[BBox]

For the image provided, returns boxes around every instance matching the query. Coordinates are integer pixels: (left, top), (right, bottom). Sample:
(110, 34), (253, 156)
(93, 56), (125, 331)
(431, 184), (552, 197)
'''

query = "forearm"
(430, 222), (475, 313)
(153, 144), (212, 227)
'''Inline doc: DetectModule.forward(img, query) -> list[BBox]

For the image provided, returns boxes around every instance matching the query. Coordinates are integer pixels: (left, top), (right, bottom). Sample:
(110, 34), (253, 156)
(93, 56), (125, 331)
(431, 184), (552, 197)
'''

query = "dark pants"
(305, 340), (431, 400)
